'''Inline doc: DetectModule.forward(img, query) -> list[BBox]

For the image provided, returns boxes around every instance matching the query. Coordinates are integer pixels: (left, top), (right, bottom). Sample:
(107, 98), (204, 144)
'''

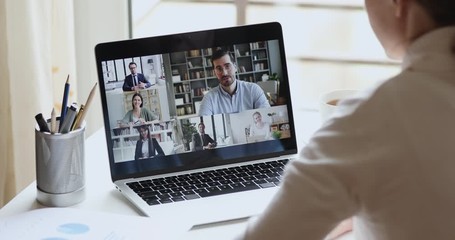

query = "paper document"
(0, 208), (185, 239)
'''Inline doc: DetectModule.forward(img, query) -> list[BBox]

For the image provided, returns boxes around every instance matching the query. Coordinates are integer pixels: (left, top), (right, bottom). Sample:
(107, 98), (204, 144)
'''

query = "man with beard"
(198, 49), (270, 116)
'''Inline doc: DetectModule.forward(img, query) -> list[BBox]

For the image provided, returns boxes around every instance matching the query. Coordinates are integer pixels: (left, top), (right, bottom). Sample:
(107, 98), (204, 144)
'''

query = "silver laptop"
(94, 22), (298, 228)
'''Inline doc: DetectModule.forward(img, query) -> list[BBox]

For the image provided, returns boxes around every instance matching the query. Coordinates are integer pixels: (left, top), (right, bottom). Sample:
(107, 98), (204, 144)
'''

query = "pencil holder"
(35, 121), (86, 207)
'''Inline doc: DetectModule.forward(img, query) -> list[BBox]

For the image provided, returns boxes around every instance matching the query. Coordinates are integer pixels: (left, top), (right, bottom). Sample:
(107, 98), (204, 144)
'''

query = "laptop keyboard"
(126, 159), (289, 206)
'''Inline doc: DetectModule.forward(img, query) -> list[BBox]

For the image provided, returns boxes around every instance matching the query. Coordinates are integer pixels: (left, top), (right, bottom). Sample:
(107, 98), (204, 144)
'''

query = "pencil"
(75, 82), (98, 129)
(71, 104), (84, 131)
(59, 75), (70, 131)
(50, 108), (57, 134)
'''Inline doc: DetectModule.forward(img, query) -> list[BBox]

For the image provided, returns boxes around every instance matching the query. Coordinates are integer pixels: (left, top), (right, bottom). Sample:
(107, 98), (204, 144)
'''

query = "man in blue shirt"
(198, 49), (270, 116)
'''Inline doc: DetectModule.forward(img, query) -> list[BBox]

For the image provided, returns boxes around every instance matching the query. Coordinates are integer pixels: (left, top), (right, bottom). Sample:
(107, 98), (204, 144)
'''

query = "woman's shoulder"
(141, 107), (157, 116)
(124, 110), (133, 117)
(141, 107), (152, 113)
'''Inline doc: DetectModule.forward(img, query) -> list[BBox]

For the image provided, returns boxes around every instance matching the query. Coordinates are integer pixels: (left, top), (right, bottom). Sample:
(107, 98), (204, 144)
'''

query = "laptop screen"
(95, 22), (297, 181)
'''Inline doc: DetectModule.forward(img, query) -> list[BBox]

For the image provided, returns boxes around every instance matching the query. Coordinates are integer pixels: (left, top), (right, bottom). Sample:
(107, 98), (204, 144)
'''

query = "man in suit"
(122, 62), (152, 91)
(192, 122), (217, 151)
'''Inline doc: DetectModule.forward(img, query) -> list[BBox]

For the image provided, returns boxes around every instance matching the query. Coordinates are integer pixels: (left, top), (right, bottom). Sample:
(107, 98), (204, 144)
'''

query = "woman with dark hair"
(134, 125), (164, 160)
(239, 0), (455, 239)
(122, 92), (158, 125)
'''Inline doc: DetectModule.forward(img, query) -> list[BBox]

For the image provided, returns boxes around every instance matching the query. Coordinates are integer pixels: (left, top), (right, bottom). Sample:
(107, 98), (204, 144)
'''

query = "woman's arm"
(122, 110), (132, 124)
(142, 108), (158, 121)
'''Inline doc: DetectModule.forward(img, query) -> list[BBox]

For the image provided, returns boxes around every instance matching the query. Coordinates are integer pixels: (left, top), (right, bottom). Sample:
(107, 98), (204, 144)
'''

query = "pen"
(74, 82), (98, 129)
(50, 108), (57, 134)
(59, 104), (78, 134)
(59, 75), (70, 131)
(35, 113), (50, 133)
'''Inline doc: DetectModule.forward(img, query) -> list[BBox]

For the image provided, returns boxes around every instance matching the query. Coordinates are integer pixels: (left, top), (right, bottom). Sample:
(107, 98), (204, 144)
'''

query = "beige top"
(239, 27), (455, 240)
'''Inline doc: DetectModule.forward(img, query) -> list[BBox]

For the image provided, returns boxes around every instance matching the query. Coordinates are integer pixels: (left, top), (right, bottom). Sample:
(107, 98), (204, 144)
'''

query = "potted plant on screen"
(181, 121), (197, 151)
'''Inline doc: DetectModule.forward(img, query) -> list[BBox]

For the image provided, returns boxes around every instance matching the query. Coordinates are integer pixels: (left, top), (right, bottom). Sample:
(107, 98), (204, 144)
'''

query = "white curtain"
(0, 0), (128, 208)
(0, 0), (77, 207)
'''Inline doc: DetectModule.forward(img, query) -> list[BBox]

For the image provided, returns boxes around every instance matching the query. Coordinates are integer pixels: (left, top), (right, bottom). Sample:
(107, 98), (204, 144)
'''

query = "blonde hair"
(252, 111), (262, 123)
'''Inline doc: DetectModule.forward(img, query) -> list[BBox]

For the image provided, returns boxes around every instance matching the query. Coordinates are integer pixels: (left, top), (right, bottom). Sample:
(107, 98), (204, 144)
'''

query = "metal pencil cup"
(35, 121), (86, 207)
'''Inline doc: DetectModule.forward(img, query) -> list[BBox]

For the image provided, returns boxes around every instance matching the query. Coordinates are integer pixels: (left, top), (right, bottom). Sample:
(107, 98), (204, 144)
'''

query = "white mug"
(319, 89), (358, 122)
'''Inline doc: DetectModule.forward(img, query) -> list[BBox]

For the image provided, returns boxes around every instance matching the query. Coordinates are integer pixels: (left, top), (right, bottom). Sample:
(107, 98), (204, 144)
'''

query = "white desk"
(0, 109), (353, 239)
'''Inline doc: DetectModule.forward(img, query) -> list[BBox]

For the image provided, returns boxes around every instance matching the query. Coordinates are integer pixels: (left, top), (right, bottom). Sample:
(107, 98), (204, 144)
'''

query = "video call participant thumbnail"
(123, 62), (152, 92)
(198, 49), (270, 116)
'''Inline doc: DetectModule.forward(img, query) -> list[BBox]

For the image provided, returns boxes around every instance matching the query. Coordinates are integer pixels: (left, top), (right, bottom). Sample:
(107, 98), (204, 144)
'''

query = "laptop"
(94, 22), (298, 228)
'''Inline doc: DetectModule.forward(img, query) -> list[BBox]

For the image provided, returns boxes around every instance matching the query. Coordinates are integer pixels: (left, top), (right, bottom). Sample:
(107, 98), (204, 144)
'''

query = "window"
(130, 0), (400, 110)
